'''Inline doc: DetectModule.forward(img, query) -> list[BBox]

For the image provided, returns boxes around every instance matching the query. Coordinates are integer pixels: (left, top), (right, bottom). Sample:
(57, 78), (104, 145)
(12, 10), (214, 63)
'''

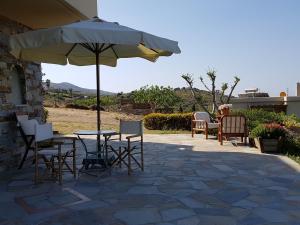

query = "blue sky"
(43, 0), (300, 96)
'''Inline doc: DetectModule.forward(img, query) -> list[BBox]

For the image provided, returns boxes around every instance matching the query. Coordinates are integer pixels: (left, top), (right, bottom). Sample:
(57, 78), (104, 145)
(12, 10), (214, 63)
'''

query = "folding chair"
(16, 114), (35, 169)
(112, 120), (144, 175)
(17, 115), (77, 184)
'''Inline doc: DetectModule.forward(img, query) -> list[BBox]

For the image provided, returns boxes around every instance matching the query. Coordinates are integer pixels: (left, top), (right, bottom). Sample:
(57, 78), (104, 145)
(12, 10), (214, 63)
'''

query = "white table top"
(73, 130), (118, 136)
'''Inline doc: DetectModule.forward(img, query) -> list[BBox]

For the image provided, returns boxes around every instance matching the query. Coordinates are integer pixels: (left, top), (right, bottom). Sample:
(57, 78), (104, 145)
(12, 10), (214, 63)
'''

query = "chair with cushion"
(111, 120), (144, 175)
(218, 115), (248, 145)
(191, 112), (219, 139)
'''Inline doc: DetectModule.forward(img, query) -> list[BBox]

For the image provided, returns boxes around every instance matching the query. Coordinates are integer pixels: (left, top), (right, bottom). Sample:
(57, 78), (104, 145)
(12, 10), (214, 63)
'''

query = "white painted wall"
(231, 96), (300, 118)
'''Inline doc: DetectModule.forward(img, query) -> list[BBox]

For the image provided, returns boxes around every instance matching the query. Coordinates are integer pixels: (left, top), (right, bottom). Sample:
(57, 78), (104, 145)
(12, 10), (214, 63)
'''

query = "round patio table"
(74, 130), (118, 174)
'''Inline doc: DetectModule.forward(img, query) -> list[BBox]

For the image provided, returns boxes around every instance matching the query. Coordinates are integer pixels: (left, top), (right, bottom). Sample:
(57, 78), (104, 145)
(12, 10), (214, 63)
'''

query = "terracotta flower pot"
(220, 107), (230, 116)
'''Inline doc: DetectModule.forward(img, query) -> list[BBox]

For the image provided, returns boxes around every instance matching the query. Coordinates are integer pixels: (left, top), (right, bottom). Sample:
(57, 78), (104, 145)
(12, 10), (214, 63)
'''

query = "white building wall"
(231, 96), (300, 118)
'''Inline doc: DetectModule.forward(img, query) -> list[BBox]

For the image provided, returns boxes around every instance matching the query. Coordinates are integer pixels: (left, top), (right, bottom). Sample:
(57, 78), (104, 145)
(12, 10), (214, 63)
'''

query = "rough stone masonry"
(0, 15), (44, 171)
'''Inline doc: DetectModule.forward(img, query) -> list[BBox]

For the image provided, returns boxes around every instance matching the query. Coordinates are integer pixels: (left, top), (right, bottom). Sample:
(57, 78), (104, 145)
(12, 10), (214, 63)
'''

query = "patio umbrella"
(9, 17), (181, 150)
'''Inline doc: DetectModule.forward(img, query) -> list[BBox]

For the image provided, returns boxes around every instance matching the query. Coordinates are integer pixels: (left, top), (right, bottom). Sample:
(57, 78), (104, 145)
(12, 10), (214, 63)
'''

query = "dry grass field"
(46, 107), (189, 135)
(46, 107), (142, 134)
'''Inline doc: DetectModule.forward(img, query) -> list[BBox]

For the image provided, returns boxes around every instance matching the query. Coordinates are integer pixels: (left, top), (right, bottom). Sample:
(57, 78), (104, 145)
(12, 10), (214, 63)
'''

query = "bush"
(250, 123), (287, 139)
(65, 103), (89, 110)
(232, 109), (299, 131)
(42, 108), (49, 122)
(144, 113), (193, 130)
(73, 96), (117, 108)
(282, 114), (300, 128)
(73, 98), (96, 107)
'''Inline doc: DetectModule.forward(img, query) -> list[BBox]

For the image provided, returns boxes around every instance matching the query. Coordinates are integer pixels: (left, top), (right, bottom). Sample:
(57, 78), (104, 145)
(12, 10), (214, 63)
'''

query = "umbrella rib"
(140, 43), (159, 54)
(111, 45), (119, 59)
(91, 43), (96, 50)
(65, 43), (77, 57)
(80, 43), (95, 53)
(98, 43), (105, 52)
(99, 44), (115, 54)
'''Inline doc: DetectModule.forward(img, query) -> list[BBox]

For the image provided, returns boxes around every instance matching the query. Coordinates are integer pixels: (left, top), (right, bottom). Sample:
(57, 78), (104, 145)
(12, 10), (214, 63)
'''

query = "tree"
(69, 88), (73, 98)
(182, 69), (240, 118)
(132, 85), (180, 112)
(45, 79), (50, 90)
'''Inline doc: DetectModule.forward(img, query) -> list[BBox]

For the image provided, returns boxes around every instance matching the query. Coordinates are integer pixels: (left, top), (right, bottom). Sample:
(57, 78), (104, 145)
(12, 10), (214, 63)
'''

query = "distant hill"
(47, 82), (114, 95)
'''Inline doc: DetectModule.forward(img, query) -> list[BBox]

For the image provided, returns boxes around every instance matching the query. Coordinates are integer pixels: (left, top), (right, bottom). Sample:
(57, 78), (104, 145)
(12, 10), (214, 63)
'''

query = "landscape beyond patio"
(1, 134), (300, 225)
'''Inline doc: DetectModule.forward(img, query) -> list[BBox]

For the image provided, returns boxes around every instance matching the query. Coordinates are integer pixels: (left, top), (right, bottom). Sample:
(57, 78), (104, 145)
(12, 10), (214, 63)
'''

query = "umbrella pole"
(95, 45), (101, 153)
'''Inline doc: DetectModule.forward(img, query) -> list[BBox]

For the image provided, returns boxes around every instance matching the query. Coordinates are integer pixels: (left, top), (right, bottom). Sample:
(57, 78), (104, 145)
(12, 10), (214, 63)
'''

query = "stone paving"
(0, 134), (300, 225)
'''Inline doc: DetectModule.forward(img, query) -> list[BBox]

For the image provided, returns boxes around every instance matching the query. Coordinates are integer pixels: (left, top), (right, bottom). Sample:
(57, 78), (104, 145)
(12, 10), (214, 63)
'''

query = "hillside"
(48, 82), (114, 96)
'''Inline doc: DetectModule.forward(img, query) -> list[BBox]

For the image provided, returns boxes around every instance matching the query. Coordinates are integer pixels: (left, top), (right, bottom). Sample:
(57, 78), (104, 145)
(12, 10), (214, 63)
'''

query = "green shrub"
(144, 113), (193, 130)
(281, 133), (300, 163)
(73, 96), (117, 107)
(232, 109), (288, 131)
(73, 98), (96, 107)
(42, 108), (49, 122)
(282, 114), (300, 128)
(250, 123), (287, 139)
(65, 103), (89, 110)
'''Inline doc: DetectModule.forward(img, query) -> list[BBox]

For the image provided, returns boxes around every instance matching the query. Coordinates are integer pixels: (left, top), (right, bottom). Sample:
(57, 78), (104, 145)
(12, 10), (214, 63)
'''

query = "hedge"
(144, 113), (193, 130)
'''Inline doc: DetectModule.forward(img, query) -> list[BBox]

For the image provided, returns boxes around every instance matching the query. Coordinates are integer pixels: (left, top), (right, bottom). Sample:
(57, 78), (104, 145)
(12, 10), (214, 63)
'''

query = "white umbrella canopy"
(9, 17), (181, 151)
(10, 17), (181, 66)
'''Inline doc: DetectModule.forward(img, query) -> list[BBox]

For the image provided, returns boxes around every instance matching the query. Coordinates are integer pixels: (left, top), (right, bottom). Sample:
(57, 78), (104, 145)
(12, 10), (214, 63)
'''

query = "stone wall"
(0, 15), (44, 171)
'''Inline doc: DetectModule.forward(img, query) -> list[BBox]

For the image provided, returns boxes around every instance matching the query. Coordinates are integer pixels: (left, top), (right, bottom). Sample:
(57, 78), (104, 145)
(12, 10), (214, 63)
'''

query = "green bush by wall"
(232, 109), (299, 131)
(144, 113), (193, 130)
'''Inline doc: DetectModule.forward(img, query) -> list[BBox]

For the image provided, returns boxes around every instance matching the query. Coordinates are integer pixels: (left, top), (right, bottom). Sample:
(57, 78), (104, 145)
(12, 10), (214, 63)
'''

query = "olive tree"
(132, 85), (180, 112)
(182, 69), (240, 118)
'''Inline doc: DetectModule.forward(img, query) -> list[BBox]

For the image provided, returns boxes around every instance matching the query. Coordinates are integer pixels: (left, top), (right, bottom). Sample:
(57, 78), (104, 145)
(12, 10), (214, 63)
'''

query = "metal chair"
(112, 120), (144, 175)
(192, 112), (219, 139)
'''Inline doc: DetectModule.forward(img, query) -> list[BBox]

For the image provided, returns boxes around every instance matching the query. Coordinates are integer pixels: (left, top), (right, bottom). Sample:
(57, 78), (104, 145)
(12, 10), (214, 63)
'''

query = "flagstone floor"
(1, 134), (300, 225)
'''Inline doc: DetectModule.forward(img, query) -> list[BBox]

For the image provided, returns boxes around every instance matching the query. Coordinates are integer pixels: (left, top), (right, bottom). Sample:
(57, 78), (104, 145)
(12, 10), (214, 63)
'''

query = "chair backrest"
(120, 120), (143, 135)
(18, 118), (53, 142)
(221, 115), (246, 134)
(194, 112), (211, 123)
(34, 123), (53, 142)
(18, 119), (39, 136)
(16, 115), (29, 123)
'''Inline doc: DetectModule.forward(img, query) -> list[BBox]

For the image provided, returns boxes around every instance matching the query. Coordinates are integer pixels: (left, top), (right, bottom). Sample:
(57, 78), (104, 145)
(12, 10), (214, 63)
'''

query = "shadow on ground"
(0, 134), (300, 225)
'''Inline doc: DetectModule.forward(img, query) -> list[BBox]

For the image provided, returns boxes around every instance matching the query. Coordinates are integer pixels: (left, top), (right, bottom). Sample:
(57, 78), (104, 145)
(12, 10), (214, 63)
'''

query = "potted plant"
(250, 123), (287, 153)
(218, 104), (232, 116)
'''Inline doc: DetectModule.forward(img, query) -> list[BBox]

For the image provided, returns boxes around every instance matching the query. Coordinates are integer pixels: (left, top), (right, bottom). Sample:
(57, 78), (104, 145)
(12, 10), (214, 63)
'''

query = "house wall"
(231, 96), (300, 118)
(0, 15), (44, 171)
(285, 96), (300, 118)
(231, 97), (284, 109)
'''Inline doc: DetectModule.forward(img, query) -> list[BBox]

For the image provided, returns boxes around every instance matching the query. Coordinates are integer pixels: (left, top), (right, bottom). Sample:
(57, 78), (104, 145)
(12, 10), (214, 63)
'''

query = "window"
(9, 65), (26, 105)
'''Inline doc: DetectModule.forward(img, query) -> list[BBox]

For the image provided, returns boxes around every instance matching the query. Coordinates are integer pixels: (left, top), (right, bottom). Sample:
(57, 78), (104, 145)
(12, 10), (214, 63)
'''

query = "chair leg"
(192, 129), (194, 138)
(205, 129), (208, 139)
(118, 147), (122, 168)
(220, 134), (223, 145)
(128, 141), (131, 175)
(119, 135), (122, 168)
(58, 145), (62, 185)
(72, 140), (76, 178)
(34, 143), (38, 184)
(141, 137), (144, 171)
